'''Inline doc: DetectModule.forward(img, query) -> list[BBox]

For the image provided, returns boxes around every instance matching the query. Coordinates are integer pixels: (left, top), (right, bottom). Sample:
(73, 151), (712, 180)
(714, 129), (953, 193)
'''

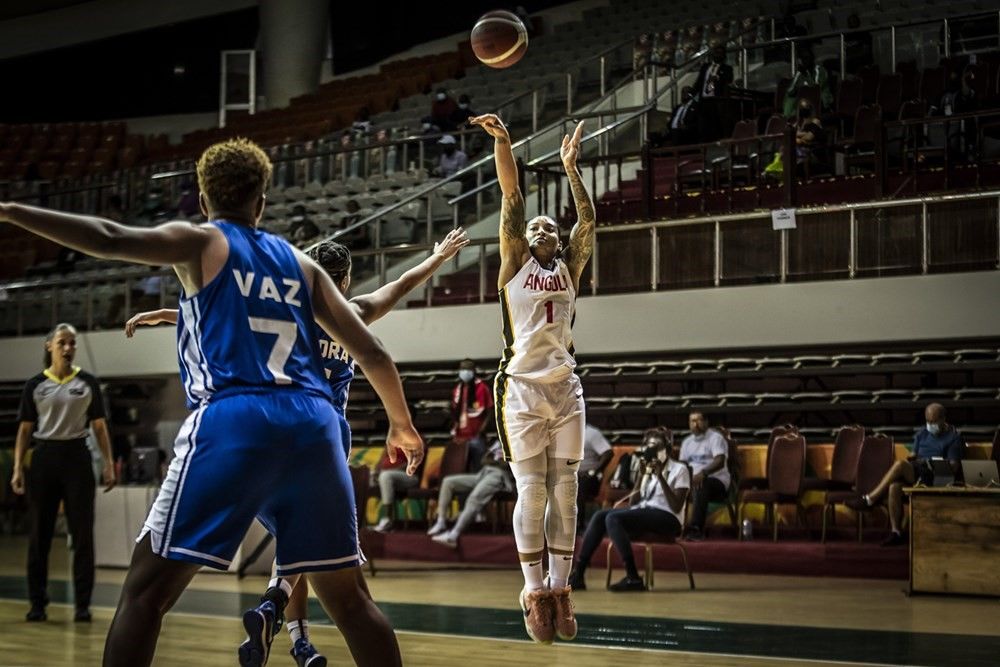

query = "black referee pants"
(26, 440), (96, 610)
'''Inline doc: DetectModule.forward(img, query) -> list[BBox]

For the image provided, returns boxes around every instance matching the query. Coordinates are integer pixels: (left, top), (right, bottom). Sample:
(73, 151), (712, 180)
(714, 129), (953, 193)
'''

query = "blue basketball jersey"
(317, 332), (355, 411)
(177, 221), (332, 408)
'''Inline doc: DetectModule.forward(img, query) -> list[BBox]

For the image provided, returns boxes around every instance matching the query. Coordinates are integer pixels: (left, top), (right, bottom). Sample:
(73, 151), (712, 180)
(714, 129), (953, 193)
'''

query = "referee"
(10, 323), (116, 622)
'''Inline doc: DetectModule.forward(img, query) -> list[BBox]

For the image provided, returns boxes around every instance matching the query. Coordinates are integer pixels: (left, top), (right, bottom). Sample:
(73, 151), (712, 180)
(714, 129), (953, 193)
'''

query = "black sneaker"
(608, 576), (647, 592)
(73, 607), (92, 623)
(25, 606), (47, 622)
(567, 570), (586, 591)
(880, 532), (905, 547)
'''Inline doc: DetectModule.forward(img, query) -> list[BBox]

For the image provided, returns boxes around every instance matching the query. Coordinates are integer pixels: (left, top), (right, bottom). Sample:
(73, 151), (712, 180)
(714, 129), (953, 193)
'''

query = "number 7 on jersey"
(248, 317), (297, 384)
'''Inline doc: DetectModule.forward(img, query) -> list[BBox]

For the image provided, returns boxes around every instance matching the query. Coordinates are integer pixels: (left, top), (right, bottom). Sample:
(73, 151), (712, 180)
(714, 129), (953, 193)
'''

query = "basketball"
(470, 10), (528, 69)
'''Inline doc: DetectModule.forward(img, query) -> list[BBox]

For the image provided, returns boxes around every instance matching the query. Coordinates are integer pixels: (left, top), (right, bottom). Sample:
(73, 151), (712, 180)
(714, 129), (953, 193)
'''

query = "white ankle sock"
(520, 557), (545, 591)
(268, 577), (293, 599)
(287, 619), (308, 643)
(548, 552), (573, 590)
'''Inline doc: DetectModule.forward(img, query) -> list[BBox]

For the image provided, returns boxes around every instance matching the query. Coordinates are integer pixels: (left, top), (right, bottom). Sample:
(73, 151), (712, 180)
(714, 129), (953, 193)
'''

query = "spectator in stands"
(633, 33), (653, 72)
(765, 98), (826, 178)
(428, 440), (514, 547)
(857, 403), (965, 546)
(450, 359), (493, 469)
(372, 448), (422, 533)
(783, 48), (833, 118)
(933, 67), (978, 117)
(679, 412), (729, 541)
(842, 14), (873, 73)
(292, 219), (321, 248)
(568, 427), (690, 592)
(425, 88), (459, 133)
(450, 94), (476, 129)
(286, 204), (311, 239)
(695, 44), (734, 100)
(577, 423), (613, 528)
(11, 323), (116, 622)
(666, 86), (699, 146)
(435, 134), (468, 178)
(175, 181), (200, 220)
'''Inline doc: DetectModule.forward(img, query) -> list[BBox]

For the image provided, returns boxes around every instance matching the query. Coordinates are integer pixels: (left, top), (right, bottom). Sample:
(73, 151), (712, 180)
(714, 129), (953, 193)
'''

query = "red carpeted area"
(361, 530), (908, 580)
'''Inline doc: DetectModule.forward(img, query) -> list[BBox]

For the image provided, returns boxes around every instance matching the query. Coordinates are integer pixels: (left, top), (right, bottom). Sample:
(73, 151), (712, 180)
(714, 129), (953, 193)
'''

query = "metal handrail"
(727, 7), (1000, 53)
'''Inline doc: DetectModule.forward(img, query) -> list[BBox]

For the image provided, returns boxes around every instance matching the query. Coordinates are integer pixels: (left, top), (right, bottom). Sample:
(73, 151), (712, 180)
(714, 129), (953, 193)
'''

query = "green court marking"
(0, 576), (994, 667)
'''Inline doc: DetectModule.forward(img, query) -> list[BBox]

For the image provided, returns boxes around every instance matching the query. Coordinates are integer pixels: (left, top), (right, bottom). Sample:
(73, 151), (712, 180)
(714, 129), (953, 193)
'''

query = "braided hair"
(307, 240), (352, 285)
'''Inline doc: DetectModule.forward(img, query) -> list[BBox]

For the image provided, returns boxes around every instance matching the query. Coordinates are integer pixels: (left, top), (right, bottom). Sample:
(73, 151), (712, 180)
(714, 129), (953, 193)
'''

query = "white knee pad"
(510, 454), (548, 553)
(544, 457), (580, 551)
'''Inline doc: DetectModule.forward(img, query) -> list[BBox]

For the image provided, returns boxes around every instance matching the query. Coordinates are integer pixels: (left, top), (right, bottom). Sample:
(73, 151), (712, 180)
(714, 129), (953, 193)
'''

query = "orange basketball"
(471, 10), (528, 69)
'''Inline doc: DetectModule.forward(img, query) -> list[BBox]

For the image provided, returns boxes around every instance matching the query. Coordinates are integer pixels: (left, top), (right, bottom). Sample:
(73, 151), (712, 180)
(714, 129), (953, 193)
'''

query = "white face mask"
(926, 422), (942, 436)
(458, 369), (475, 383)
(458, 103), (468, 109)
(436, 93), (446, 101)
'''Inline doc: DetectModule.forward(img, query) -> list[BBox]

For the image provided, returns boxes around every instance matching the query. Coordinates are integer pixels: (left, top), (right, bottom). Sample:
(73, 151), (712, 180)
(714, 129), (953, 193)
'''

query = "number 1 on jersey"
(544, 300), (554, 324)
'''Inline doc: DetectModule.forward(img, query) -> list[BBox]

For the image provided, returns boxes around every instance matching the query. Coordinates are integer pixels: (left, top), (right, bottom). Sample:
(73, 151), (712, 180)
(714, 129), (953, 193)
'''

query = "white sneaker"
(373, 518), (392, 533)
(427, 520), (448, 536)
(432, 532), (458, 548)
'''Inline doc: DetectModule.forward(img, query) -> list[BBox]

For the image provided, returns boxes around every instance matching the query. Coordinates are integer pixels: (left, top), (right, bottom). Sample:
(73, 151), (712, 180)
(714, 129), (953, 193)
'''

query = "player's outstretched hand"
(125, 309), (172, 337)
(469, 114), (511, 143)
(434, 227), (471, 260)
(387, 422), (425, 476)
(560, 120), (585, 170)
(102, 461), (117, 493)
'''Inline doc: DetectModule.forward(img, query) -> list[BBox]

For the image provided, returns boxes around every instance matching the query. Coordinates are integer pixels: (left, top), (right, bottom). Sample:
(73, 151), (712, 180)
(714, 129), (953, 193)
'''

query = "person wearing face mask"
(568, 427), (690, 592)
(11, 323), (116, 623)
(435, 134), (468, 178)
(426, 88), (458, 133)
(450, 359), (493, 470)
(667, 86), (700, 145)
(858, 403), (965, 547)
(783, 48), (832, 118)
(450, 94), (476, 128)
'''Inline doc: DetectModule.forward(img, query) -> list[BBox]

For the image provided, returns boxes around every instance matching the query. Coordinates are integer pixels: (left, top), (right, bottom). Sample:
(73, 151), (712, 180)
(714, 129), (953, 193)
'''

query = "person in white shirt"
(679, 412), (729, 540)
(577, 423), (613, 527)
(568, 427), (690, 592)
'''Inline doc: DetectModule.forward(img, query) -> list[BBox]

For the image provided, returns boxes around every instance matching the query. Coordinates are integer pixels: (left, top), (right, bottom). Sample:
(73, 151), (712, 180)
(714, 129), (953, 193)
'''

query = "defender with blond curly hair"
(0, 137), (423, 667)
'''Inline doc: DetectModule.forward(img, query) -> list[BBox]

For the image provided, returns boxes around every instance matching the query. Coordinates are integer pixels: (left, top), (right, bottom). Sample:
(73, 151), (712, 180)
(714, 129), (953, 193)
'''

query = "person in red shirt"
(451, 359), (493, 470)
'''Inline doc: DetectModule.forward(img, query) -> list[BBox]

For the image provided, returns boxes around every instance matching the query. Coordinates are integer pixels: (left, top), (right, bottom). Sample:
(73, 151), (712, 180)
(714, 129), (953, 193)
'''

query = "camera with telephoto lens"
(637, 446), (660, 464)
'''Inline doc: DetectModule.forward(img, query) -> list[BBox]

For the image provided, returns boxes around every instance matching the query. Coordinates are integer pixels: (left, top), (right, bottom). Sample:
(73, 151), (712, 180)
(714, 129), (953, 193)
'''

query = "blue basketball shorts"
(139, 389), (359, 575)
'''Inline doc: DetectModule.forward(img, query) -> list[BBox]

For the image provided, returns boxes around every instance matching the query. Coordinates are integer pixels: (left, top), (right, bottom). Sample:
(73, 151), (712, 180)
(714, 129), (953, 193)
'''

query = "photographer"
(568, 427), (690, 592)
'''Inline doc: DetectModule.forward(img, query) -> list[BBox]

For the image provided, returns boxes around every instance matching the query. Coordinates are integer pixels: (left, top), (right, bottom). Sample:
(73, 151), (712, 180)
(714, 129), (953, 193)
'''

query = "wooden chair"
(604, 467), (694, 591)
(738, 433), (807, 541)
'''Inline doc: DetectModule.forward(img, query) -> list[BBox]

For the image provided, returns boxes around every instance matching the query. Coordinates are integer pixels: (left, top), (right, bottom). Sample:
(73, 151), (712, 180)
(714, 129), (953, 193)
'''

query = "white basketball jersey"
(499, 256), (577, 381)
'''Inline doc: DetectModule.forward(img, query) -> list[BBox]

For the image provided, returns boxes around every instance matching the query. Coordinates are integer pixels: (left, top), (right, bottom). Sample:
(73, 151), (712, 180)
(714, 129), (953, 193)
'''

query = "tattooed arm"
(469, 114), (529, 288)
(561, 122), (595, 292)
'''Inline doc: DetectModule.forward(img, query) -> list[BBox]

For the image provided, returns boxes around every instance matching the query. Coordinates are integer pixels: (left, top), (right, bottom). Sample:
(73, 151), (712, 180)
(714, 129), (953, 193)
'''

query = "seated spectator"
(372, 449), (422, 533)
(633, 33), (653, 72)
(933, 67), (978, 117)
(428, 440), (514, 547)
(679, 412), (729, 540)
(577, 423), (614, 527)
(450, 94), (476, 129)
(857, 403), (964, 546)
(783, 48), (832, 118)
(286, 204), (311, 239)
(666, 86), (700, 145)
(425, 88), (459, 133)
(450, 359), (493, 469)
(766, 98), (825, 178)
(292, 219), (320, 248)
(435, 134), (468, 178)
(568, 427), (690, 592)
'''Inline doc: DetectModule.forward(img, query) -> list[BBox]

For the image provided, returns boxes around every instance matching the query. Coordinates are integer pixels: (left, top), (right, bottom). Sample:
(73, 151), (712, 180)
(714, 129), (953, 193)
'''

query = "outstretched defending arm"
(302, 251), (424, 475)
(0, 203), (209, 267)
(560, 122), (595, 292)
(351, 228), (470, 324)
(468, 114), (528, 287)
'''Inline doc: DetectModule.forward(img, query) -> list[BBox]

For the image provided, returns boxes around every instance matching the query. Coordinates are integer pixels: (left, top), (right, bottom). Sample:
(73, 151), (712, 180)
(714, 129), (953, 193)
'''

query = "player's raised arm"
(125, 309), (179, 338)
(469, 114), (528, 286)
(560, 122), (595, 291)
(0, 203), (210, 267)
(300, 251), (424, 474)
(351, 228), (470, 324)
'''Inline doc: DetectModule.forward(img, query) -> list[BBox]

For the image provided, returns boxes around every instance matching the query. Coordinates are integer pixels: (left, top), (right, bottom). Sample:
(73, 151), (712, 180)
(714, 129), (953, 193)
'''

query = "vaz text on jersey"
(523, 272), (568, 291)
(233, 270), (302, 306)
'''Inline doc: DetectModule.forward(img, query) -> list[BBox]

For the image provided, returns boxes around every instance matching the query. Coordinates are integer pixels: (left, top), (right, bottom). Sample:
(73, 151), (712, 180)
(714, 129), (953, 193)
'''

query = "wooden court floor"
(0, 536), (997, 666)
